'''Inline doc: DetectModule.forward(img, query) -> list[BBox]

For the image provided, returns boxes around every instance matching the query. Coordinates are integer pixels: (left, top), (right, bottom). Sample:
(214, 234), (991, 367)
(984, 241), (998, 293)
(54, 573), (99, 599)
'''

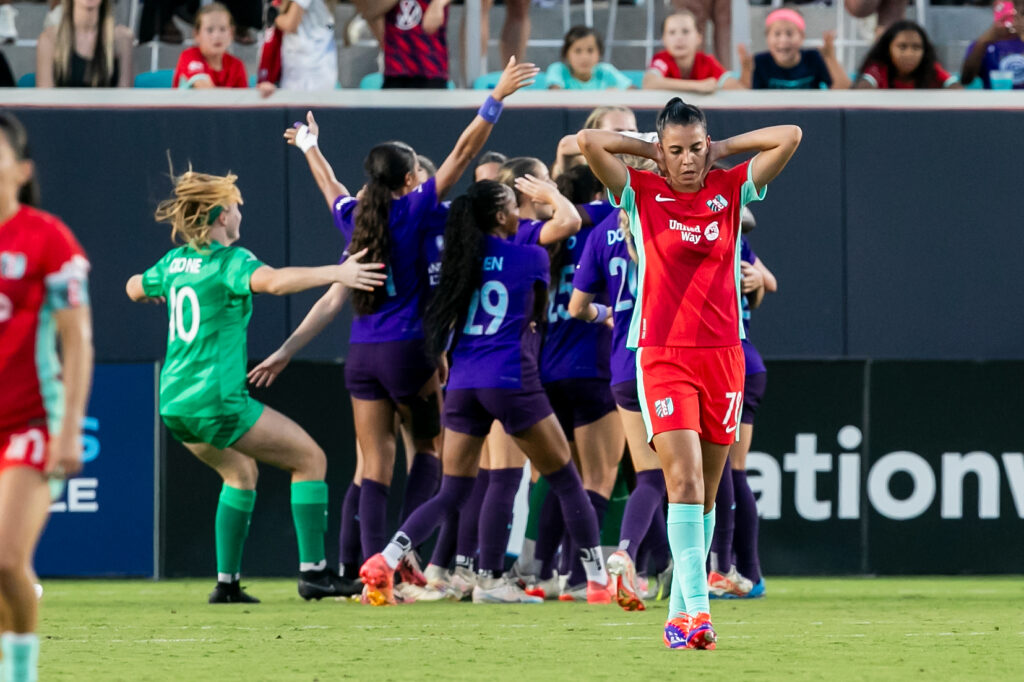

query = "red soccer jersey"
(614, 163), (763, 349)
(649, 50), (726, 81)
(173, 46), (249, 88)
(384, 0), (448, 80)
(0, 206), (89, 431)
(861, 61), (955, 89)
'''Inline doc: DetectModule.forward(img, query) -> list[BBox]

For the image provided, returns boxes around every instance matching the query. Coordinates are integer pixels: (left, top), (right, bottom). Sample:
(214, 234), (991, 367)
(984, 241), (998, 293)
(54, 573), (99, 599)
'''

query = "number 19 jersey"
(142, 243), (265, 417)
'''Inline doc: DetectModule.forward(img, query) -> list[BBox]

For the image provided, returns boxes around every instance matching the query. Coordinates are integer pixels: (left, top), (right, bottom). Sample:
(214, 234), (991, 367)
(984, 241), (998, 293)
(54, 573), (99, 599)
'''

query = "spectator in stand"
(264, 0), (338, 92)
(853, 20), (961, 89)
(36, 0), (133, 88)
(960, 0), (1024, 89)
(546, 26), (632, 91)
(359, 0), (451, 88)
(670, 0), (730, 67)
(739, 9), (851, 89)
(643, 11), (741, 93)
(173, 3), (248, 89)
(844, 0), (906, 36)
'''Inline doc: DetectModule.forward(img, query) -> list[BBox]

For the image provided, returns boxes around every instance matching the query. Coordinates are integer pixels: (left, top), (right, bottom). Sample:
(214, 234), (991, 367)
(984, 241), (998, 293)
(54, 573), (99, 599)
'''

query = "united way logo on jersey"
(706, 194), (729, 212)
(654, 397), (674, 418)
(0, 252), (27, 280)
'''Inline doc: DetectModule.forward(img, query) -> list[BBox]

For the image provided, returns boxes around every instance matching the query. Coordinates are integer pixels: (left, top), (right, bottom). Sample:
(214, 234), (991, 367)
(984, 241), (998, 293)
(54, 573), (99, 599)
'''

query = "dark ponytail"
(0, 113), (40, 207)
(350, 141), (417, 315)
(856, 20), (940, 89)
(424, 180), (513, 355)
(656, 97), (707, 138)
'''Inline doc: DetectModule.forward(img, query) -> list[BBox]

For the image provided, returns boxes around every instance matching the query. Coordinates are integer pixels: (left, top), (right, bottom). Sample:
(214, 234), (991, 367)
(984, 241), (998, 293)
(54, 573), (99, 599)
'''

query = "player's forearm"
(56, 307), (94, 440)
(567, 290), (596, 320)
(280, 286), (348, 356)
(538, 196), (582, 245)
(578, 129), (655, 159)
(254, 265), (344, 296)
(718, 126), (802, 156)
(125, 274), (147, 301)
(304, 148), (349, 207)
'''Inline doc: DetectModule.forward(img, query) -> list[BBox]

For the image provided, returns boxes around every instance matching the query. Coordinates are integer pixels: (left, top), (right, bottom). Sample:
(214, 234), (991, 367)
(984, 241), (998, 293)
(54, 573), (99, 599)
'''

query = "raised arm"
(433, 57), (539, 198)
(275, 1), (305, 33)
(820, 31), (852, 89)
(513, 174), (582, 245)
(422, 0), (452, 35)
(577, 129), (660, 199)
(49, 305), (93, 478)
(709, 125), (802, 193)
(249, 249), (386, 296)
(248, 283), (349, 387)
(285, 111), (349, 209)
(961, 23), (1011, 86)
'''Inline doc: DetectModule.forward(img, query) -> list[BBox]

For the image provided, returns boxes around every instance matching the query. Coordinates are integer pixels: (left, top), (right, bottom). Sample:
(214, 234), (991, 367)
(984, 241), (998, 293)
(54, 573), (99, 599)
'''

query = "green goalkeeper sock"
(291, 481), (328, 569)
(215, 484), (256, 582)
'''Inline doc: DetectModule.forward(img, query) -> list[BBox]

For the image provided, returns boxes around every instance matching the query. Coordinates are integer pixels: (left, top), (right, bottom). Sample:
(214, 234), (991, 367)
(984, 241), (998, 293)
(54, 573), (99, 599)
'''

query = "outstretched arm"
(514, 174), (582, 245)
(709, 125), (802, 192)
(433, 57), (539, 198)
(249, 248), (386, 295)
(577, 129), (660, 199)
(284, 111), (349, 209)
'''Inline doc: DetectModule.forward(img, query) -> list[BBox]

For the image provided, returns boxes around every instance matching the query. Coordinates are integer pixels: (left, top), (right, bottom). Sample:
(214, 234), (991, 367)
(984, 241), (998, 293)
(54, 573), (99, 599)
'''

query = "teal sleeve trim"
(740, 161), (767, 206)
(718, 71), (736, 87)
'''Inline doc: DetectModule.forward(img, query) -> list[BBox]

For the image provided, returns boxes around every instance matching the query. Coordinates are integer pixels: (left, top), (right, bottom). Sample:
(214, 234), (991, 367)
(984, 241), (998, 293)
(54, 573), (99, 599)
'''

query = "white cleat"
(448, 566), (476, 601)
(523, 574), (561, 600)
(472, 575), (543, 604)
(708, 565), (754, 598)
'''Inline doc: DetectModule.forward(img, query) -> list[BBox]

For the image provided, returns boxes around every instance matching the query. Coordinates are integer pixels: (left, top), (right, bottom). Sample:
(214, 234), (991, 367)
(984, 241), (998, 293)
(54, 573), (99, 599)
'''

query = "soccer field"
(39, 577), (1022, 681)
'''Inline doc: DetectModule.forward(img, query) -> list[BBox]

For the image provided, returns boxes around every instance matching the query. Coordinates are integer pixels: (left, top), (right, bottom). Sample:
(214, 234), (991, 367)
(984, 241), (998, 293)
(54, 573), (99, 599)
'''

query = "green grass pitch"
(39, 577), (1022, 681)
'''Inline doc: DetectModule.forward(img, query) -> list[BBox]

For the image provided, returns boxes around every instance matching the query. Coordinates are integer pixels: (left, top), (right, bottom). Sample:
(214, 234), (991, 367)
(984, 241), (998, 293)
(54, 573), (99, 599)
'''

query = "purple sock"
(400, 452), (441, 523)
(646, 504), (671, 573)
(359, 479), (390, 558)
(545, 463), (601, 560)
(567, 491), (608, 587)
(534, 490), (564, 580)
(618, 470), (666, 562)
(455, 469), (489, 568)
(477, 467), (523, 574)
(732, 469), (762, 583)
(710, 458), (736, 572)
(338, 482), (362, 575)
(430, 513), (458, 568)
(399, 474), (477, 547)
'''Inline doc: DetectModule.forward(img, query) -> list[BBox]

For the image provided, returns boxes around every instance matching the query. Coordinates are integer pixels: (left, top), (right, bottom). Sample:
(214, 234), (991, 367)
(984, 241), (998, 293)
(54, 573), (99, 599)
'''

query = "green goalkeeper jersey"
(142, 242), (265, 417)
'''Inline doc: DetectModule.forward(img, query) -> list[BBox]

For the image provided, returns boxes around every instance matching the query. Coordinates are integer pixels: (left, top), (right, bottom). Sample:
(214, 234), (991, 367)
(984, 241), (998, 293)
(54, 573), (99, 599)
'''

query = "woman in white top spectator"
(273, 0), (338, 91)
(36, 0), (132, 88)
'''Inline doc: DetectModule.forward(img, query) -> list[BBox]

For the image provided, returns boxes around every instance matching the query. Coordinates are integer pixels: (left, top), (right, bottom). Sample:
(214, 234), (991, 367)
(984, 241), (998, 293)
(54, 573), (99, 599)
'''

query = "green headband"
(206, 205), (224, 225)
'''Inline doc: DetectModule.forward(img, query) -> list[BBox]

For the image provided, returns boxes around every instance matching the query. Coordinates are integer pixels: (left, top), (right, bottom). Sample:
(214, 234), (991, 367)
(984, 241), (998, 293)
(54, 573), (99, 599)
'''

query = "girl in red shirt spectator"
(173, 2), (248, 89)
(854, 20), (961, 89)
(642, 11), (740, 93)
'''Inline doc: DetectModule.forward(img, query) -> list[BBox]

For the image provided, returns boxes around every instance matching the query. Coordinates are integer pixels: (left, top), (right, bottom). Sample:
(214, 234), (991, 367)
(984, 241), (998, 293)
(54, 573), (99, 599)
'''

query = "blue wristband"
(591, 303), (610, 323)
(478, 96), (503, 124)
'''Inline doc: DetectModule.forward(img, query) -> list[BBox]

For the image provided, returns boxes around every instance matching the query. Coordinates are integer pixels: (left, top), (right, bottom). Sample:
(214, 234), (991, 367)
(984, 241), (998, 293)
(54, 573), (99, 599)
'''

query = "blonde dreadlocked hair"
(154, 162), (243, 251)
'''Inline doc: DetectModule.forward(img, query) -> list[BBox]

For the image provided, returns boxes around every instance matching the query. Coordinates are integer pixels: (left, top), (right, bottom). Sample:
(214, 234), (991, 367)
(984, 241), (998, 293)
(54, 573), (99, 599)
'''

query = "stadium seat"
(621, 70), (645, 88)
(134, 69), (174, 88)
(360, 72), (457, 89)
(17, 72), (35, 87)
(472, 70), (547, 90)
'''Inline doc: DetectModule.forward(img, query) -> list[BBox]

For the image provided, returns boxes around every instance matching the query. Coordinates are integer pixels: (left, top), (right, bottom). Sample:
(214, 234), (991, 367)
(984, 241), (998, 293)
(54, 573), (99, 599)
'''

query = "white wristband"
(294, 124), (318, 153)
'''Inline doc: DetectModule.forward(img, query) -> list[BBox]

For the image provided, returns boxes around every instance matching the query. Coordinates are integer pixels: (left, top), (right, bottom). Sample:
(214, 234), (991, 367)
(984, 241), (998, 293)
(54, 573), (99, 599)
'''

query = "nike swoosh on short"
(655, 194), (675, 202)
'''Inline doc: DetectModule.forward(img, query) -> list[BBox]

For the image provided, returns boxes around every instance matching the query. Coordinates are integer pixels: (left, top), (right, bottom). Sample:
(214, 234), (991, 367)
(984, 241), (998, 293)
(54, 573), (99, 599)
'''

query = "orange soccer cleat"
(358, 553), (396, 606)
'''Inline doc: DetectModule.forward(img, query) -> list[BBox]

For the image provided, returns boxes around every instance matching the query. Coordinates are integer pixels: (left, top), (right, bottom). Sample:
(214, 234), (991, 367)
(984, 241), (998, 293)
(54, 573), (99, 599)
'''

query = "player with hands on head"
(578, 97), (801, 649)
(126, 164), (385, 605)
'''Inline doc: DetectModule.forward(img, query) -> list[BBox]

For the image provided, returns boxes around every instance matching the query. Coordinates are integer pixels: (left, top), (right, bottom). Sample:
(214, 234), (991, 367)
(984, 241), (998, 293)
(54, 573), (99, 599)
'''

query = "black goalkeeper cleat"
(209, 580), (261, 604)
(298, 567), (349, 601)
(336, 574), (364, 598)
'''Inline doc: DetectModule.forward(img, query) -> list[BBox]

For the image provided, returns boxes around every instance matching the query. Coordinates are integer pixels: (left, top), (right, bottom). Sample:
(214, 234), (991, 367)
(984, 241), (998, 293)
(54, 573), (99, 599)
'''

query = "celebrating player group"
(0, 56), (800, 674)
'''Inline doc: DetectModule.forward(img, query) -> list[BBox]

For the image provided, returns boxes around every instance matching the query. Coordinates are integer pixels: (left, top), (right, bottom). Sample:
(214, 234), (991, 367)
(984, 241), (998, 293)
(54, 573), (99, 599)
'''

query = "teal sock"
(215, 484), (256, 581)
(291, 481), (328, 567)
(703, 506), (716, 560)
(667, 503), (709, 618)
(2, 632), (39, 682)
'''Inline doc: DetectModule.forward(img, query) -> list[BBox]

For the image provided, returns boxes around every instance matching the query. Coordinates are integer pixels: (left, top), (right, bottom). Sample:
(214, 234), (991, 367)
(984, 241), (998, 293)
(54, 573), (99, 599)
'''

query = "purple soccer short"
(543, 377), (617, 441)
(443, 387), (554, 437)
(741, 371), (767, 425)
(345, 338), (437, 404)
(610, 379), (642, 413)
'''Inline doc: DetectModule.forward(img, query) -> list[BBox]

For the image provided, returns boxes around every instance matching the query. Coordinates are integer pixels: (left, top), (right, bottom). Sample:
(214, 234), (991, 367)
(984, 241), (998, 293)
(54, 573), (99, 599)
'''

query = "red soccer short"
(0, 423), (49, 475)
(636, 345), (745, 446)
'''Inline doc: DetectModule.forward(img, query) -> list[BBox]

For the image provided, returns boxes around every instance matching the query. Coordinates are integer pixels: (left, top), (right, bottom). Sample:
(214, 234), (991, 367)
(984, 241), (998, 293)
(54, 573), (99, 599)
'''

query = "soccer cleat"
(209, 580), (261, 604)
(606, 550), (646, 612)
(472, 575), (543, 604)
(663, 616), (691, 649)
(398, 553), (428, 587)
(735, 577), (766, 599)
(504, 561), (534, 589)
(524, 574), (561, 600)
(358, 554), (397, 606)
(298, 567), (350, 601)
(423, 563), (449, 585)
(585, 580), (614, 605)
(709, 566), (754, 599)
(647, 560), (674, 601)
(685, 612), (717, 650)
(395, 581), (447, 602)
(448, 566), (477, 601)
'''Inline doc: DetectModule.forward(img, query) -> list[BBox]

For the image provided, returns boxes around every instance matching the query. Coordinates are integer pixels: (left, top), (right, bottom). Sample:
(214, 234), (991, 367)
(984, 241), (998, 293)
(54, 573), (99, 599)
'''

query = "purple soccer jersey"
(421, 201), (450, 292)
(740, 236), (766, 375)
(580, 200), (616, 227)
(333, 177), (440, 343)
(572, 209), (636, 387)
(447, 234), (550, 390)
